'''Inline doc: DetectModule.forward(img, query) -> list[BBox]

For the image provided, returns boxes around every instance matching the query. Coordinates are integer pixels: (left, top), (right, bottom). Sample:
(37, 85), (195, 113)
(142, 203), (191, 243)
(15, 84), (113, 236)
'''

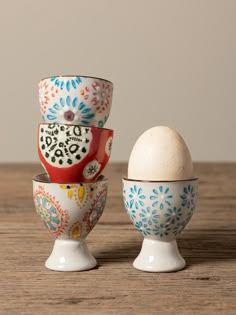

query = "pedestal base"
(45, 239), (97, 272)
(133, 238), (186, 272)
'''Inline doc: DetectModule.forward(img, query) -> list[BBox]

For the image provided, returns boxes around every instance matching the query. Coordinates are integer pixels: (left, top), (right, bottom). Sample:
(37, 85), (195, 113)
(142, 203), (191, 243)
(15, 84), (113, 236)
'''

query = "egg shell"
(128, 126), (194, 181)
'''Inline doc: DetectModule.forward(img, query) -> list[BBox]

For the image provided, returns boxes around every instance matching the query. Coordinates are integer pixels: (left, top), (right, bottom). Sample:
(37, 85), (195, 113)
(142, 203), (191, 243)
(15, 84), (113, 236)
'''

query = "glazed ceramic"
(38, 123), (113, 183)
(33, 173), (108, 271)
(122, 178), (198, 272)
(39, 75), (113, 127)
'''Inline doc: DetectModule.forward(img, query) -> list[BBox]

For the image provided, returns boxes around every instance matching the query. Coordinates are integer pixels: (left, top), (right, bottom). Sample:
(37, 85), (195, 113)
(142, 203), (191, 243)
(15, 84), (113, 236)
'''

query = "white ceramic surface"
(122, 178), (198, 272)
(33, 173), (108, 271)
(39, 75), (113, 127)
(45, 239), (96, 272)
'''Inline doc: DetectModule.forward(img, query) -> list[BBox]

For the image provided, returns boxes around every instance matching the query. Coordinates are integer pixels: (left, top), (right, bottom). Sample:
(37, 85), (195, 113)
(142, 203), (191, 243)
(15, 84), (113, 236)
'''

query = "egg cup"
(33, 173), (108, 271)
(38, 123), (113, 183)
(39, 75), (113, 127)
(122, 178), (198, 272)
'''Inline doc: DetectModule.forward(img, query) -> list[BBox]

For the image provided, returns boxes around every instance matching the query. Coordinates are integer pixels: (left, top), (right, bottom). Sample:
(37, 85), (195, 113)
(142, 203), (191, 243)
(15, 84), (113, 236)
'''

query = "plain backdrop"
(0, 0), (235, 162)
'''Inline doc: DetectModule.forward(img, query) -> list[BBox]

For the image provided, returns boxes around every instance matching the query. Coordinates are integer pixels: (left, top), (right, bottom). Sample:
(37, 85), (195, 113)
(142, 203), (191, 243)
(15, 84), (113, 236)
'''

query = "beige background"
(0, 0), (235, 162)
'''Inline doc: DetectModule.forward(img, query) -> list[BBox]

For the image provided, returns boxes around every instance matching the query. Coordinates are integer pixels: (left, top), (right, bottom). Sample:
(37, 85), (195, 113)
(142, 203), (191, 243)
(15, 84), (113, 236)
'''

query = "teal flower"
(164, 207), (182, 224)
(51, 76), (82, 91)
(135, 221), (151, 236)
(124, 202), (136, 221)
(150, 186), (172, 210)
(123, 190), (137, 221)
(128, 185), (146, 209)
(46, 96), (95, 125)
(180, 185), (195, 209)
(173, 221), (186, 236)
(139, 207), (160, 225)
(153, 223), (171, 237)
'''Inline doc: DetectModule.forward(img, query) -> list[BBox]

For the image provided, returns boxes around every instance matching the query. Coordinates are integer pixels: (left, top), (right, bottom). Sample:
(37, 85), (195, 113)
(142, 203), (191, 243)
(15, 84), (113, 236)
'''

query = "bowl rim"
(33, 173), (108, 184)
(40, 75), (113, 84)
(38, 123), (114, 133)
(122, 177), (199, 183)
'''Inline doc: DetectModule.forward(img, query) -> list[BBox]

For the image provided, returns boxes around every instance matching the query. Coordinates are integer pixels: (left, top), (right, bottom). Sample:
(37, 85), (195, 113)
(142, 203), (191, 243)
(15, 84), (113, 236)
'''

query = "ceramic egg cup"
(39, 75), (113, 128)
(122, 178), (198, 272)
(38, 123), (113, 183)
(33, 173), (108, 272)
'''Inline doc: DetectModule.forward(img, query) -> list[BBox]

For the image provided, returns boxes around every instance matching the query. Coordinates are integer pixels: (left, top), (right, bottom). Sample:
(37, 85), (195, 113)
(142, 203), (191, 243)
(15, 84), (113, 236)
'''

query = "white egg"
(128, 126), (194, 181)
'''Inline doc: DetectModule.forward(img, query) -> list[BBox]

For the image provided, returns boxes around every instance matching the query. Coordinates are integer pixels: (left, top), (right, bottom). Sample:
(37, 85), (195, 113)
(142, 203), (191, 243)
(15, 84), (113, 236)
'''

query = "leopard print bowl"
(33, 173), (108, 271)
(38, 123), (113, 183)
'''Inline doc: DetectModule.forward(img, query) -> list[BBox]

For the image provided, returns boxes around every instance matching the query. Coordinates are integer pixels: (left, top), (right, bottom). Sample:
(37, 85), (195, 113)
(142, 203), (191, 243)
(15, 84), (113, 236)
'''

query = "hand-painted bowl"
(122, 177), (198, 272)
(39, 75), (113, 127)
(38, 123), (113, 183)
(33, 173), (108, 271)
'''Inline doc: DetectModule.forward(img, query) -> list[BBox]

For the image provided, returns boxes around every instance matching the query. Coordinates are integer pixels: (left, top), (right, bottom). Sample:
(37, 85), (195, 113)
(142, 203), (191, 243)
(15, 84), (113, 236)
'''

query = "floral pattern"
(164, 207), (182, 224)
(128, 185), (146, 210)
(150, 186), (173, 209)
(91, 81), (112, 113)
(68, 221), (82, 240)
(126, 207), (137, 221)
(45, 96), (95, 125)
(180, 185), (196, 209)
(135, 221), (151, 236)
(83, 184), (107, 233)
(50, 76), (82, 91)
(105, 136), (113, 157)
(39, 77), (113, 127)
(153, 224), (171, 237)
(33, 179), (108, 244)
(34, 188), (69, 238)
(83, 160), (101, 179)
(39, 80), (58, 114)
(139, 207), (159, 225)
(123, 180), (198, 240)
(173, 221), (187, 236)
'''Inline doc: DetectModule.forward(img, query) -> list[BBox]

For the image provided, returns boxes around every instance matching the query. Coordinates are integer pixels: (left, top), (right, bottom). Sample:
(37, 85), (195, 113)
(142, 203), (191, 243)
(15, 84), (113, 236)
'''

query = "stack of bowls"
(33, 75), (114, 271)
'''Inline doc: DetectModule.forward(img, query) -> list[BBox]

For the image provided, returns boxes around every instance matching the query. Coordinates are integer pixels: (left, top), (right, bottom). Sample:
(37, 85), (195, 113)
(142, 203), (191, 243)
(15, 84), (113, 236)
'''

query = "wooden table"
(0, 163), (235, 315)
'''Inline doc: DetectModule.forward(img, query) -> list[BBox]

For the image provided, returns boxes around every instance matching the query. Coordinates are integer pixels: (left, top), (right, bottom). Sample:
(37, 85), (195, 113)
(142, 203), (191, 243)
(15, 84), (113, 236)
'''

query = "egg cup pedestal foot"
(45, 239), (97, 272)
(133, 238), (186, 272)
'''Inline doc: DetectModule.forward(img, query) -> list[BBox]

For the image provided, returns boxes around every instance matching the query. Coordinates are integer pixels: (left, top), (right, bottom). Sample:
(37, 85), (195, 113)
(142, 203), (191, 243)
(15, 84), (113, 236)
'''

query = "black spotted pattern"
(40, 124), (92, 167)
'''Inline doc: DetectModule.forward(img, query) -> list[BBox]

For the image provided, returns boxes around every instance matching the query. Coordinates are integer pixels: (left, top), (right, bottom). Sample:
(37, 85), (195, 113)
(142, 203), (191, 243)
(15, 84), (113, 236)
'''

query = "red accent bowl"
(38, 123), (113, 183)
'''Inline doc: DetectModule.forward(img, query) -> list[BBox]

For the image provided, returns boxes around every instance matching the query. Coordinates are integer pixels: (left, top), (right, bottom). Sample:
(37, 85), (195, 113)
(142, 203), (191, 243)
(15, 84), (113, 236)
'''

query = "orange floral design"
(39, 81), (58, 114)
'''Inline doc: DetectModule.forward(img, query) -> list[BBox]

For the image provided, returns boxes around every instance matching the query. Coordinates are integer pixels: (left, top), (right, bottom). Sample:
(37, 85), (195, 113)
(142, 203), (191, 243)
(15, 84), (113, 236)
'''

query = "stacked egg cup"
(123, 126), (198, 272)
(33, 75), (114, 271)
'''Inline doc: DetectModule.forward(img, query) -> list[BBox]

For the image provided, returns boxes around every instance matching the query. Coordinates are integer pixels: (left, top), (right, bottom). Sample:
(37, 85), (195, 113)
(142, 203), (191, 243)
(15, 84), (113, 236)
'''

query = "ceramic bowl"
(33, 173), (108, 271)
(38, 123), (113, 183)
(39, 75), (113, 127)
(122, 177), (198, 272)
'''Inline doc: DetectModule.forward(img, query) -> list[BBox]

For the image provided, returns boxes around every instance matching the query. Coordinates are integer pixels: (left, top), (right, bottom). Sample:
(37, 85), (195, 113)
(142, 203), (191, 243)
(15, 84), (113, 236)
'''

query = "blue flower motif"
(123, 192), (137, 221)
(164, 207), (182, 224)
(135, 221), (151, 236)
(153, 223), (171, 237)
(46, 96), (95, 125)
(139, 207), (160, 225)
(180, 185), (195, 209)
(173, 221), (186, 236)
(50, 76), (82, 91)
(98, 116), (108, 128)
(150, 186), (172, 210)
(123, 188), (126, 201)
(127, 208), (137, 221)
(128, 185), (145, 210)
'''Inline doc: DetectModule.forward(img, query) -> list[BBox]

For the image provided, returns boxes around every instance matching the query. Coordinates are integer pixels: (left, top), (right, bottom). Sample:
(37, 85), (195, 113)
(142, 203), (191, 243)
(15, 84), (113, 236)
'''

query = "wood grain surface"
(0, 163), (235, 315)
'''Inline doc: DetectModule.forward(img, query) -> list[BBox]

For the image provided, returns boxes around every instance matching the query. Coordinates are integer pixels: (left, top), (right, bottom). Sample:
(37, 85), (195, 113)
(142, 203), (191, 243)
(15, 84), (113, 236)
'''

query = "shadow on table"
(179, 228), (236, 266)
(92, 225), (236, 268)
(93, 241), (141, 266)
